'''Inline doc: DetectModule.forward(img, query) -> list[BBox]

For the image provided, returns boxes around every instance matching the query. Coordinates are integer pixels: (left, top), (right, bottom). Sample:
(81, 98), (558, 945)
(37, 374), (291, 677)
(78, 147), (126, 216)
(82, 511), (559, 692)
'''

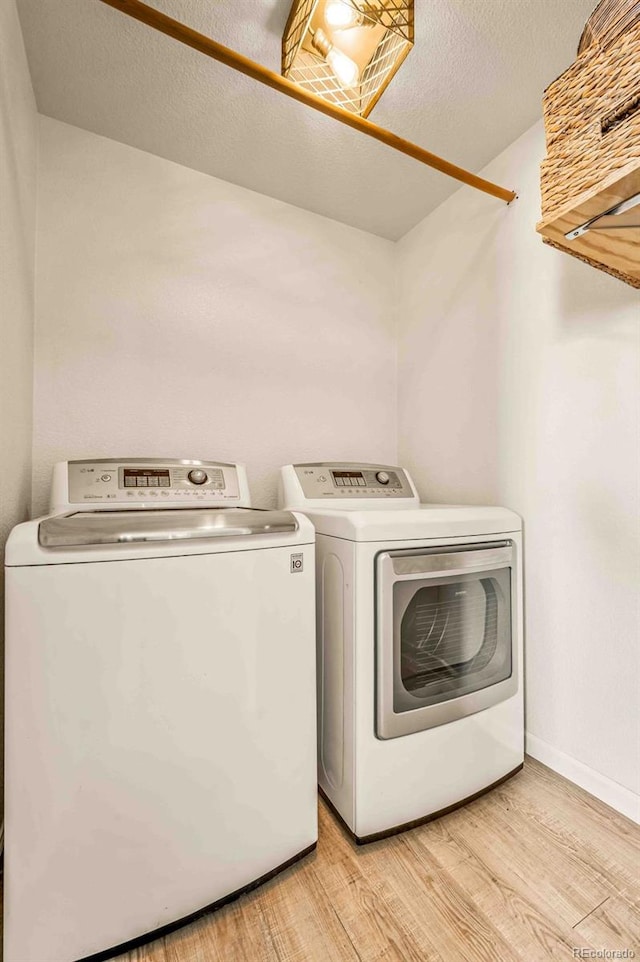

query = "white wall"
(396, 121), (640, 821)
(0, 0), (38, 812)
(31, 113), (640, 821)
(32, 117), (396, 515)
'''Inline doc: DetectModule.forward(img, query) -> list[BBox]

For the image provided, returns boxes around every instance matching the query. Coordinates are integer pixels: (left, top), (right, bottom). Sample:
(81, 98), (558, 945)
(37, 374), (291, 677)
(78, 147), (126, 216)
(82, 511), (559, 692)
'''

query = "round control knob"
(376, 471), (390, 485)
(188, 469), (208, 485)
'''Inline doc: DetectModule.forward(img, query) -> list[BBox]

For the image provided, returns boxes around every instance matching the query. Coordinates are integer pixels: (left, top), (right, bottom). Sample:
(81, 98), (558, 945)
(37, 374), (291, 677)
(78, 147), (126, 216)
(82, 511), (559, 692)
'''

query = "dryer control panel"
(280, 462), (420, 509)
(50, 459), (251, 512)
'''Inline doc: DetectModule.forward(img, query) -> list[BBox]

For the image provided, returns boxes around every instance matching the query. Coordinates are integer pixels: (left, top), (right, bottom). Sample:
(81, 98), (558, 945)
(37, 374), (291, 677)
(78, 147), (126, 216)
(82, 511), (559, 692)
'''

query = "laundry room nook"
(0, 1), (639, 961)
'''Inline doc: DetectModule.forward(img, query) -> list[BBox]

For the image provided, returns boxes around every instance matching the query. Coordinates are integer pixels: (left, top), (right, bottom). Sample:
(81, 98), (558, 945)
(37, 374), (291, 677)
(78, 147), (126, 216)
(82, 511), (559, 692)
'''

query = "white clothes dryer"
(5, 458), (317, 962)
(279, 462), (524, 843)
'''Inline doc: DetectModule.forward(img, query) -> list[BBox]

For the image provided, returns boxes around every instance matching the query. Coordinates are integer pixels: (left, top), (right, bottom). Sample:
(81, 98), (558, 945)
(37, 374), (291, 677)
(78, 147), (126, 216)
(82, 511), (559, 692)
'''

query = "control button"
(335, 477), (344, 486)
(318, 475), (327, 483)
(357, 478), (365, 486)
(136, 477), (148, 486)
(124, 478), (136, 487)
(376, 471), (390, 485)
(161, 491), (170, 497)
(148, 477), (159, 486)
(159, 478), (170, 487)
(100, 474), (112, 482)
(188, 469), (208, 485)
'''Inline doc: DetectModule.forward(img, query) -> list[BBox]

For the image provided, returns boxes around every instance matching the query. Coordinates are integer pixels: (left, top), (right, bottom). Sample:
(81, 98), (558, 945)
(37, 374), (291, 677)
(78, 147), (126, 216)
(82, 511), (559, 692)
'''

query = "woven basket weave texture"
(540, 17), (640, 220)
(578, 0), (640, 53)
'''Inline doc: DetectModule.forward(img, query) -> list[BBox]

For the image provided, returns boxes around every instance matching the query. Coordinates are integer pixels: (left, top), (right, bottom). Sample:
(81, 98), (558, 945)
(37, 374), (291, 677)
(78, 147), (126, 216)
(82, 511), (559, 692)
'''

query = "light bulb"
(325, 0), (363, 29)
(326, 45), (360, 86)
(311, 27), (360, 88)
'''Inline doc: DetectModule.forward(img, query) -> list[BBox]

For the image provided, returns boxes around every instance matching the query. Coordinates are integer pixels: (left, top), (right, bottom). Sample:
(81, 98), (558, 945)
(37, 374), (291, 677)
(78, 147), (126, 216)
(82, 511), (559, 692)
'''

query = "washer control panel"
(291, 463), (415, 501)
(58, 459), (247, 510)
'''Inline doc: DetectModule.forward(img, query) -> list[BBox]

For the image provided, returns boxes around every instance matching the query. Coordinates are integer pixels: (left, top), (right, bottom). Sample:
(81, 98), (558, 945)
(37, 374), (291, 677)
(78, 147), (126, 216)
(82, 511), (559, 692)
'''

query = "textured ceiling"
(17, 0), (595, 239)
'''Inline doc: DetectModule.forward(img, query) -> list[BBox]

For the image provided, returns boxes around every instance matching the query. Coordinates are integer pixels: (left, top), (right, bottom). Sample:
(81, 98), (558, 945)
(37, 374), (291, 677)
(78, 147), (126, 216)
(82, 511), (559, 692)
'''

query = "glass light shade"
(282, 0), (414, 117)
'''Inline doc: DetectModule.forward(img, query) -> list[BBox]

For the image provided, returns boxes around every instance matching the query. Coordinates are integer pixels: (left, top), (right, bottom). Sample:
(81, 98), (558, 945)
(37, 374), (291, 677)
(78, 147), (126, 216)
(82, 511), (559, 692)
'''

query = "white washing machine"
(279, 462), (524, 843)
(5, 458), (317, 962)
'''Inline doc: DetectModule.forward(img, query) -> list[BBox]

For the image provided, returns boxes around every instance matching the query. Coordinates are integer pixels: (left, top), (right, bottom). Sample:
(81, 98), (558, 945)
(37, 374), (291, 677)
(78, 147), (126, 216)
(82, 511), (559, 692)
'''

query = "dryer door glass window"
(394, 568), (511, 712)
(375, 542), (518, 739)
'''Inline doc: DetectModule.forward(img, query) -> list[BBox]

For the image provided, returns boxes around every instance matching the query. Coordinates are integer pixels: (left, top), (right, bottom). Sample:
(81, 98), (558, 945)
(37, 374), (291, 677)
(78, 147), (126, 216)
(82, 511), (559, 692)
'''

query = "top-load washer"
(5, 458), (317, 962)
(279, 462), (524, 843)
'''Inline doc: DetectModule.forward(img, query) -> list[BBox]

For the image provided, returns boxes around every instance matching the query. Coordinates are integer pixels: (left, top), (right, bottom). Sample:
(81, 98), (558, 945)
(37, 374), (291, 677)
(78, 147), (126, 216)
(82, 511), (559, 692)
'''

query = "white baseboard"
(526, 732), (640, 824)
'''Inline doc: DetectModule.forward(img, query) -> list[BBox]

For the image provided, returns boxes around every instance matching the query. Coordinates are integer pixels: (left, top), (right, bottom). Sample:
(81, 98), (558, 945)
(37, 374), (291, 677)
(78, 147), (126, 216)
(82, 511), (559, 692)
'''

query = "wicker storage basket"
(540, 15), (640, 221)
(538, 1), (640, 288)
(578, 0), (640, 53)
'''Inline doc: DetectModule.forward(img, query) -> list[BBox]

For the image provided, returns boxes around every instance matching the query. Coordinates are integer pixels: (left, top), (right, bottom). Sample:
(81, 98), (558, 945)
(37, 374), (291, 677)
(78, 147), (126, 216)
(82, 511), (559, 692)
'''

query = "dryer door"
(376, 542), (518, 739)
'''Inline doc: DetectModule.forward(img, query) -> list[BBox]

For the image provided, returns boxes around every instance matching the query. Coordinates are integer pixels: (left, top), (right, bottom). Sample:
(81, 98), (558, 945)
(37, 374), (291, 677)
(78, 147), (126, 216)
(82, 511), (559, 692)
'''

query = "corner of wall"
(0, 0), (39, 825)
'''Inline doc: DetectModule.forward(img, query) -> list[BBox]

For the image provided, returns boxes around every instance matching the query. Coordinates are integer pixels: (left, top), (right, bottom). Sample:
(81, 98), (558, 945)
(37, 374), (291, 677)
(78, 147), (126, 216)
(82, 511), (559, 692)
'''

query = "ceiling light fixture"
(283, 0), (414, 117)
(98, 0), (517, 204)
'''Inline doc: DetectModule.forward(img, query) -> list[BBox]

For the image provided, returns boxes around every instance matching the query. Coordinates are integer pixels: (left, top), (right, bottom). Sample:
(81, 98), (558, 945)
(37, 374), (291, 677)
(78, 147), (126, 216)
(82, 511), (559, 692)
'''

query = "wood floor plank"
(315, 805), (442, 962)
(320, 802), (523, 962)
(620, 885), (640, 912)
(488, 791), (639, 906)
(430, 793), (612, 927)
(494, 758), (640, 888)
(392, 841), (524, 962)
(161, 887), (277, 962)
(255, 854), (361, 962)
(574, 895), (640, 953)
(402, 803), (481, 873)
(408, 830), (595, 961)
(125, 941), (169, 962)
(95, 759), (640, 962)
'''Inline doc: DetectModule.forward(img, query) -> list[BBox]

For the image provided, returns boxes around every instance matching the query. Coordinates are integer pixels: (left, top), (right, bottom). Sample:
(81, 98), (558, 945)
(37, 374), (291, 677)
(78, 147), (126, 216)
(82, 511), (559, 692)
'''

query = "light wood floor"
(115, 758), (638, 960)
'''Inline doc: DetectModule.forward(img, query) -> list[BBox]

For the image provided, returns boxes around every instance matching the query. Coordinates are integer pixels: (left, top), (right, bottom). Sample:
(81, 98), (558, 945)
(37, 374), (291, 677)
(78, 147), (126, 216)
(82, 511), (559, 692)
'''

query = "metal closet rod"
(98, 0), (517, 204)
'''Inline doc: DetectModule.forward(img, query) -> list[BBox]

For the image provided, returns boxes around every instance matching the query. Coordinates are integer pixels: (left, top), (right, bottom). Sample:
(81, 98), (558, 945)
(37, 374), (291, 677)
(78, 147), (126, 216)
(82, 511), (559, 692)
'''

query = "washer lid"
(39, 507), (298, 548)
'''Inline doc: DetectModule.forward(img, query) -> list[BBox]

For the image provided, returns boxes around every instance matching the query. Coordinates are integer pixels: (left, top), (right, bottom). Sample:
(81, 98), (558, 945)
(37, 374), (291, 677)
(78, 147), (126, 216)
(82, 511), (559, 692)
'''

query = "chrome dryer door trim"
(376, 541), (518, 739)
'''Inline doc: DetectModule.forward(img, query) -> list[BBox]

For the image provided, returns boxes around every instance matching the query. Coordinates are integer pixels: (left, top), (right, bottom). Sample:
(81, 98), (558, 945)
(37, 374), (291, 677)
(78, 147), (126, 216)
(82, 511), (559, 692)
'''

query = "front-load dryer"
(279, 462), (524, 843)
(5, 458), (317, 962)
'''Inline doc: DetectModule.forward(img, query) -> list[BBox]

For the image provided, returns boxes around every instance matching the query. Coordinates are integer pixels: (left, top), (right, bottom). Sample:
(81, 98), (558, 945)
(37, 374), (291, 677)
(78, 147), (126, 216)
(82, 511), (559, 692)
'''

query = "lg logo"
(290, 553), (304, 573)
